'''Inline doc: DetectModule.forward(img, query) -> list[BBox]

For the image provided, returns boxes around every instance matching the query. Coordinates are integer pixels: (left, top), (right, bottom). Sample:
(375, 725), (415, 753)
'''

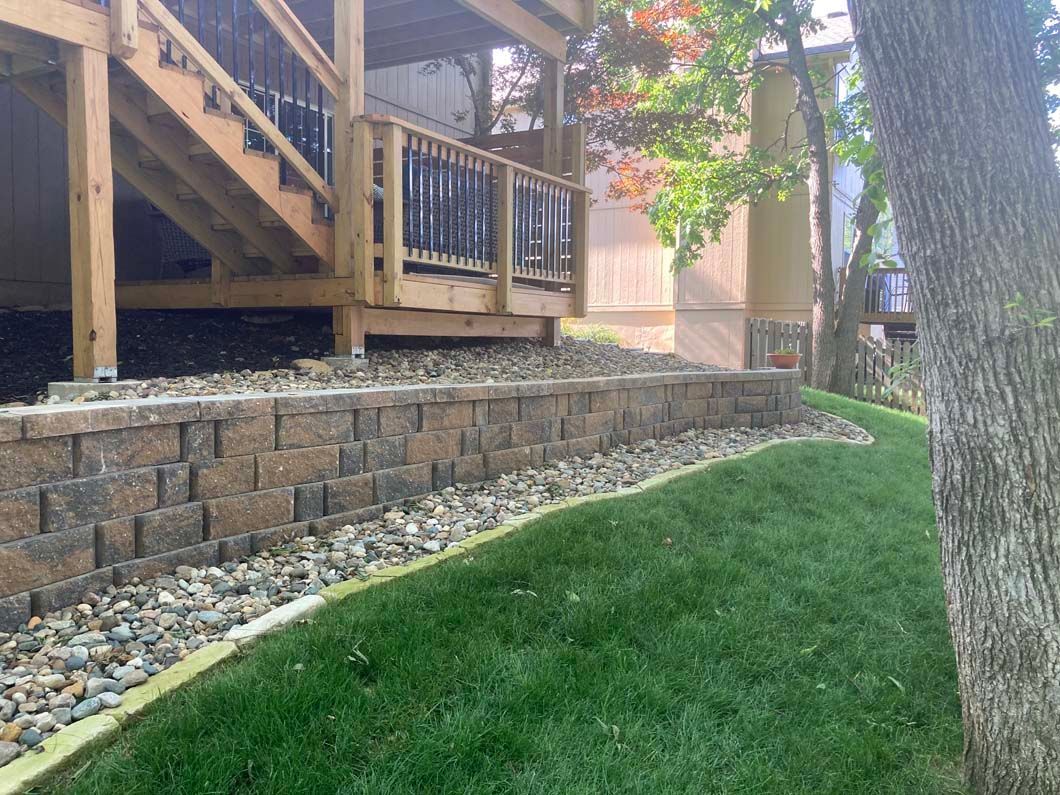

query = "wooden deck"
(840, 267), (916, 325)
(0, 0), (596, 380)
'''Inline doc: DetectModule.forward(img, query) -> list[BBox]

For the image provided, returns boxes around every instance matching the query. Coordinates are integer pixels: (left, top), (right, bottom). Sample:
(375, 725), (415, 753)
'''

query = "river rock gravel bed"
(0, 309), (715, 405)
(60, 338), (715, 403)
(0, 407), (867, 767)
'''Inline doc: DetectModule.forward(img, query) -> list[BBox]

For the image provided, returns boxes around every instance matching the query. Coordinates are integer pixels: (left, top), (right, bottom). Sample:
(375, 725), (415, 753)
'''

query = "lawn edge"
(0, 642), (237, 795)
(5, 419), (872, 795)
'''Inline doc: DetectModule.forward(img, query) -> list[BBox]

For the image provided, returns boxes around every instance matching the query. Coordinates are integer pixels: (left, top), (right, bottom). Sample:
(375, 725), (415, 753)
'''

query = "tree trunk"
(828, 183), (880, 396)
(851, 1), (1060, 791)
(780, 14), (838, 391)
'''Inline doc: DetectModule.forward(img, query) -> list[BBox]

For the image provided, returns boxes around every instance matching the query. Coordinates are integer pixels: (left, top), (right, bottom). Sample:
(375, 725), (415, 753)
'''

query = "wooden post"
(382, 123), (403, 306)
(573, 189), (589, 318)
(210, 257), (231, 307)
(496, 165), (514, 314)
(543, 57), (566, 345)
(332, 306), (365, 358)
(570, 122), (586, 185)
(332, 0), (369, 356)
(542, 58), (564, 177)
(65, 45), (118, 382)
(110, 0), (138, 58)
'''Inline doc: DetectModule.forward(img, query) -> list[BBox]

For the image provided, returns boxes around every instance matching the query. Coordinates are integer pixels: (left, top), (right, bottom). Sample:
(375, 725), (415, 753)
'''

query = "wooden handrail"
(364, 114), (592, 194)
(251, 0), (341, 98)
(138, 0), (338, 208)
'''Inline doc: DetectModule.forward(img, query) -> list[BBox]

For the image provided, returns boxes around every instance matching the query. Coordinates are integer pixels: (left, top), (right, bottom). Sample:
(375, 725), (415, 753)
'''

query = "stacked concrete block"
(0, 371), (801, 629)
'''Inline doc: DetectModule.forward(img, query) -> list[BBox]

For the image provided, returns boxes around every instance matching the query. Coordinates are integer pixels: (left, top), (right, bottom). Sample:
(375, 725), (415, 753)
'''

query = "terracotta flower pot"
(767, 352), (802, 370)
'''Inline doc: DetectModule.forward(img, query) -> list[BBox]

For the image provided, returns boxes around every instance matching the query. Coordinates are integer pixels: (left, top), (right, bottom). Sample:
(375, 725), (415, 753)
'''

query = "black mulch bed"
(0, 309), (489, 404)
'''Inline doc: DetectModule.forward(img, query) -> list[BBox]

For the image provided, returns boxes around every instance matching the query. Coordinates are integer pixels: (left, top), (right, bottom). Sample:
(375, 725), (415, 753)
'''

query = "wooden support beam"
(453, 0), (568, 62)
(496, 165), (515, 314)
(334, 0), (372, 350)
(573, 189), (590, 318)
(333, 0), (370, 353)
(211, 257), (232, 306)
(0, 25), (59, 63)
(351, 119), (375, 303)
(544, 318), (562, 347)
(570, 122), (586, 185)
(116, 272), (573, 317)
(538, 0), (594, 31)
(0, 0), (110, 53)
(110, 0), (138, 58)
(542, 58), (564, 177)
(332, 306), (366, 356)
(65, 45), (118, 381)
(381, 123), (403, 306)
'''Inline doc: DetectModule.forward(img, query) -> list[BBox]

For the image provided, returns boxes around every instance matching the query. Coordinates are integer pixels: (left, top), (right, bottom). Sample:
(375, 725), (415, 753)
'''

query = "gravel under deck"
(0, 310), (716, 405)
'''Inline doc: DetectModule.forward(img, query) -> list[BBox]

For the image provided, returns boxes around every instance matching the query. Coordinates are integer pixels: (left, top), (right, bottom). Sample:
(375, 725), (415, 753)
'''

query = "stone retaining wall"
(0, 370), (800, 630)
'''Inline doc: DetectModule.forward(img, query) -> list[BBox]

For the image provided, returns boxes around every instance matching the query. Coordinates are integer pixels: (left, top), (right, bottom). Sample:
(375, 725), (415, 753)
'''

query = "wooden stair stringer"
(106, 77), (301, 275)
(118, 30), (335, 269)
(11, 76), (263, 277)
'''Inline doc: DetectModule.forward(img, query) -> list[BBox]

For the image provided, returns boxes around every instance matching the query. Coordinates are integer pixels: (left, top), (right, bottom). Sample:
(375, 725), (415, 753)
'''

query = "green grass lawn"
(49, 391), (963, 795)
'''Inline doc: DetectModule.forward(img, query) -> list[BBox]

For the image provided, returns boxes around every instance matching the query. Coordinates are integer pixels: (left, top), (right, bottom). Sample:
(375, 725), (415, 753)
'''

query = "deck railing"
(839, 266), (915, 323)
(367, 116), (590, 313)
(134, 0), (338, 206)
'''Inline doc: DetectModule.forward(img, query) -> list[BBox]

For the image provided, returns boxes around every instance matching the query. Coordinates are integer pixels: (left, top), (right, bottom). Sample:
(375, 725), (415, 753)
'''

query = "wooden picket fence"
(745, 317), (813, 382)
(746, 318), (926, 415)
(853, 335), (926, 415)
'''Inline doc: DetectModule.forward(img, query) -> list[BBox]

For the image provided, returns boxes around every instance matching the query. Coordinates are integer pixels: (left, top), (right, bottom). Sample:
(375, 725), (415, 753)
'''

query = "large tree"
(851, 0), (1060, 791)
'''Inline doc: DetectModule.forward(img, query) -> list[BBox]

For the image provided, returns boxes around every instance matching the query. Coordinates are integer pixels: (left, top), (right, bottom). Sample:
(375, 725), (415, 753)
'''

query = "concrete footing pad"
(48, 380), (141, 400)
(322, 356), (369, 371)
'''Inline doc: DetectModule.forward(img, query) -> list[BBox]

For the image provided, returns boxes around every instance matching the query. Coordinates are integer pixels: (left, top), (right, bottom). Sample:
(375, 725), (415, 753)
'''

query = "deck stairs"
(13, 6), (335, 278)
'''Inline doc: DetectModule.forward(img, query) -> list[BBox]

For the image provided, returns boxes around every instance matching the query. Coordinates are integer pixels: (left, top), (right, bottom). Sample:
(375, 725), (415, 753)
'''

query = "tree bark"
(828, 182), (880, 396)
(779, 10), (838, 391)
(851, 1), (1060, 791)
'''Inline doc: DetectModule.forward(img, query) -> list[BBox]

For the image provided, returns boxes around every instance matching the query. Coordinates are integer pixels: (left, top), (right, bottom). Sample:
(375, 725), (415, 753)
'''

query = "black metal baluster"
(289, 53), (297, 160)
(471, 158), (478, 263)
(406, 134), (414, 255)
(231, 0), (238, 85)
(213, 0), (222, 107)
(555, 186), (562, 278)
(278, 39), (286, 183)
(458, 153), (465, 263)
(417, 138), (424, 257)
(460, 155), (468, 265)
(263, 20), (270, 143)
(508, 173), (517, 271)
(545, 183), (552, 278)
(195, 0), (203, 52)
(488, 163), (495, 265)
(326, 115), (333, 188)
(317, 84), (324, 175)
(476, 161), (484, 265)
(303, 65), (310, 164)
(247, 0), (254, 99)
(447, 148), (455, 262)
(426, 142), (434, 257)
